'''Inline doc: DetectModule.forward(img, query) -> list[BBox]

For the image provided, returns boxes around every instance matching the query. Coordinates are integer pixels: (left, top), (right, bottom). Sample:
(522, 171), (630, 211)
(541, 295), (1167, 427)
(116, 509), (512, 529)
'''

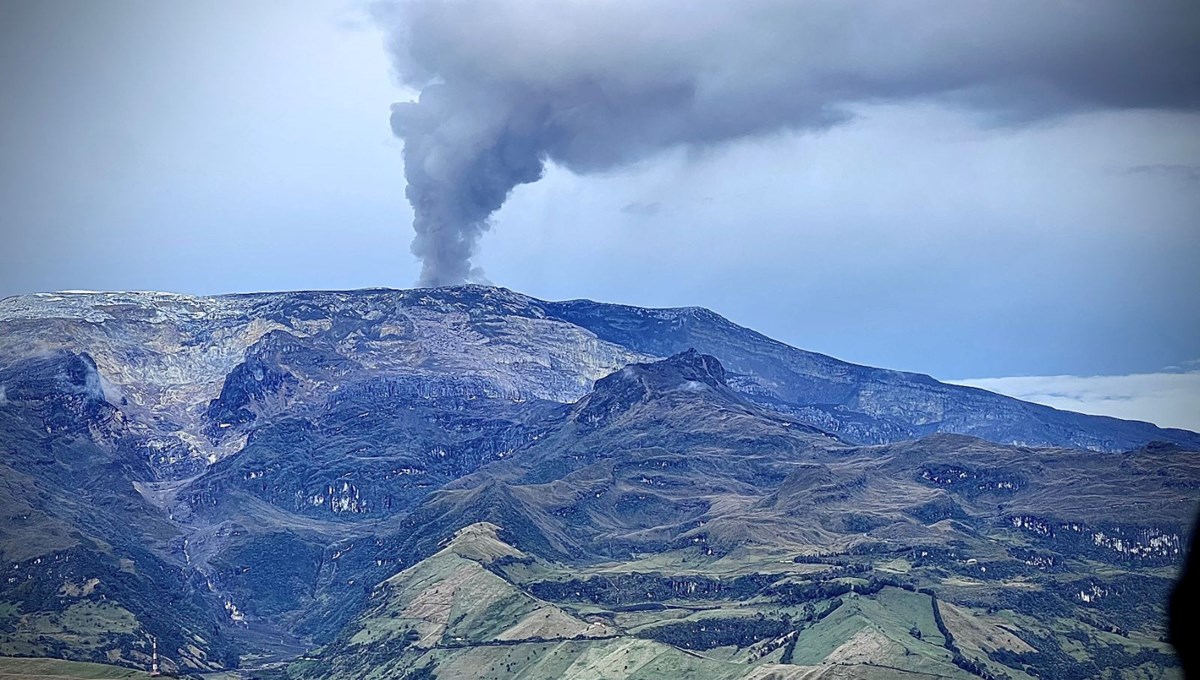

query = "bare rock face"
(2, 286), (1195, 480)
(0, 287), (651, 475)
(0, 351), (120, 436)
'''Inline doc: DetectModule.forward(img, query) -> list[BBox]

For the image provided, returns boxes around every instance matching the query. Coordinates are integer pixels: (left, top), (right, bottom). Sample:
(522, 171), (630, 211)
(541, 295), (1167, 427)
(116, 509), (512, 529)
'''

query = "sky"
(0, 1), (1197, 429)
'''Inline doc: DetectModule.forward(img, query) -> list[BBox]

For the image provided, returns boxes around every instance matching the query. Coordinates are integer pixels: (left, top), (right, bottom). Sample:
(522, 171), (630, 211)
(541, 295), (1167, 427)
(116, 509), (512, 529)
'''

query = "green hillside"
(0, 656), (152, 679)
(288, 524), (989, 680)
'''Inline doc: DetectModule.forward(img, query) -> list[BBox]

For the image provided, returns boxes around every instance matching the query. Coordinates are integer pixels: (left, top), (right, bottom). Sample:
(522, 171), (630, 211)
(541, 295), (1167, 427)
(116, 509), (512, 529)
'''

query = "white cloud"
(949, 371), (1200, 433)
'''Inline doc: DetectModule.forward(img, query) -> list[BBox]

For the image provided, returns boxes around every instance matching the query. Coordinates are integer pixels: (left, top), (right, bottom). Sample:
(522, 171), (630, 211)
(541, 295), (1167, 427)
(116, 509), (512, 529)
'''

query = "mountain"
(0, 286), (1196, 678)
(538, 297), (1200, 452)
(1, 287), (1194, 477)
(286, 352), (1195, 679)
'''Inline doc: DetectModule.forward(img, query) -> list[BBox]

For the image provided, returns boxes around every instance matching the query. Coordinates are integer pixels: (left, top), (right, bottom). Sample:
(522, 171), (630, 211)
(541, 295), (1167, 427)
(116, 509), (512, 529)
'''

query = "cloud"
(620, 201), (664, 217)
(375, 0), (1200, 286)
(1125, 164), (1200, 182)
(949, 371), (1200, 432)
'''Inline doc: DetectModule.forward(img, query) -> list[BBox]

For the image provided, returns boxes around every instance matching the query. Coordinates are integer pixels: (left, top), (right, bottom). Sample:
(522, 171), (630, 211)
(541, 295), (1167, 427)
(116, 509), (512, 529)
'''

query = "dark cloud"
(376, 0), (1200, 286)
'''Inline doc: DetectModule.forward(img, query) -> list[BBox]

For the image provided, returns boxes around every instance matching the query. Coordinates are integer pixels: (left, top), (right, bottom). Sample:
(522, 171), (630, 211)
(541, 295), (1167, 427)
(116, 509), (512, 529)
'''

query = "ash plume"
(376, 0), (1200, 287)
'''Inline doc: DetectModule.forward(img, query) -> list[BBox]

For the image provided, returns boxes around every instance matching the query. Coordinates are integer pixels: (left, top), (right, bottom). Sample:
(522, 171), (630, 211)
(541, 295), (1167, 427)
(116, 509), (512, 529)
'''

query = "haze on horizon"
(0, 0), (1198, 429)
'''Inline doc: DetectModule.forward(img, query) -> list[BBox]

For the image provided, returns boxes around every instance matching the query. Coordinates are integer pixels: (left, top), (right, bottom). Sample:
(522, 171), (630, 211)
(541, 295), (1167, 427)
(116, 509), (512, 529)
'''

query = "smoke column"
(376, 0), (1200, 287)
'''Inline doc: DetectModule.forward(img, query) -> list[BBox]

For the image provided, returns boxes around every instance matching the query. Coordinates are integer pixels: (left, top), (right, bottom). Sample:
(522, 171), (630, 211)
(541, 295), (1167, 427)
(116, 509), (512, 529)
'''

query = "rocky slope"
(1, 287), (1194, 478)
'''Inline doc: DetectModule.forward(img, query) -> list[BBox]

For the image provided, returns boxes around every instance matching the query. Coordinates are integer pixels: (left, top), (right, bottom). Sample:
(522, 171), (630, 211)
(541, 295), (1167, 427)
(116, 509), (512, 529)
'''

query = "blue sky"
(0, 1), (1197, 427)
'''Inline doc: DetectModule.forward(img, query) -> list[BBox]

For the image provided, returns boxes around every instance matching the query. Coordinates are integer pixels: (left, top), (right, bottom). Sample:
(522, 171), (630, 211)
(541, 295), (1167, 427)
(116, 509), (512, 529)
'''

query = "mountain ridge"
(2, 285), (1194, 465)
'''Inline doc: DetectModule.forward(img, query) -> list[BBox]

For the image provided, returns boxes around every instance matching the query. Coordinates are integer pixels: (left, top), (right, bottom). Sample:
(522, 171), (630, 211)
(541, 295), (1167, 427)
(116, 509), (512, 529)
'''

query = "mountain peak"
(436, 522), (526, 564)
(572, 350), (737, 427)
(658, 348), (728, 385)
(608, 349), (729, 396)
(616, 349), (728, 391)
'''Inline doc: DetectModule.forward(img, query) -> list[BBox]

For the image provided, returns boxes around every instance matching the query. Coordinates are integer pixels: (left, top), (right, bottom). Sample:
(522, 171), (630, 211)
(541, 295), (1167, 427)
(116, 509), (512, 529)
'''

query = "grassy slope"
(297, 512), (1188, 679)
(0, 657), (151, 679)
(292, 526), (984, 679)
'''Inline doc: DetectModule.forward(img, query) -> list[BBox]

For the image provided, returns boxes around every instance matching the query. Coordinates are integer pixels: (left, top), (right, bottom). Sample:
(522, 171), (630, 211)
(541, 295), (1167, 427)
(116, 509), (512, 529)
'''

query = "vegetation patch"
(634, 614), (790, 651)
